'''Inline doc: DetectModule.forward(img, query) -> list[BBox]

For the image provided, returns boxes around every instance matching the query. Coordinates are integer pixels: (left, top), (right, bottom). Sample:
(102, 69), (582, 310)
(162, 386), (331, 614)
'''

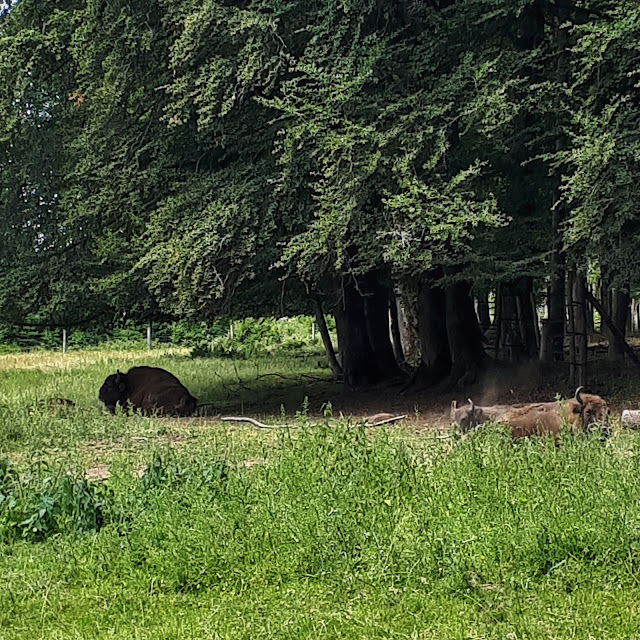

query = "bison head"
(450, 398), (485, 433)
(98, 370), (128, 414)
(573, 386), (610, 437)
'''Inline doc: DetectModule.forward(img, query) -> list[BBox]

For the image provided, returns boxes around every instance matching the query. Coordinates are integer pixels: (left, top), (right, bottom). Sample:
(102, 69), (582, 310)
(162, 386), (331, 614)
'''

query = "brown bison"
(451, 387), (609, 439)
(450, 399), (514, 433)
(99, 366), (197, 417)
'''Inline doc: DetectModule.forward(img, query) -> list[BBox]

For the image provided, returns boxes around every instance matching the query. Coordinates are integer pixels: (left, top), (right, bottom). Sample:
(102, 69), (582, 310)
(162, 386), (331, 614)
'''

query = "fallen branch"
(255, 373), (299, 382)
(222, 414), (409, 430)
(363, 414), (408, 427)
(253, 373), (332, 384)
(222, 416), (291, 429)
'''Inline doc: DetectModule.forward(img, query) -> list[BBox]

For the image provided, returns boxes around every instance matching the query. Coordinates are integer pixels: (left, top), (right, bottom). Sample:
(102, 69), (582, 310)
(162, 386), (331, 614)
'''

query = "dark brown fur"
(99, 366), (197, 417)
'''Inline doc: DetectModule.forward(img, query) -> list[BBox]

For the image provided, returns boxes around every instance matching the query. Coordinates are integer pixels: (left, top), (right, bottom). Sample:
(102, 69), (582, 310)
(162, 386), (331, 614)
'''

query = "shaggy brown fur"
(450, 399), (516, 433)
(451, 388), (609, 439)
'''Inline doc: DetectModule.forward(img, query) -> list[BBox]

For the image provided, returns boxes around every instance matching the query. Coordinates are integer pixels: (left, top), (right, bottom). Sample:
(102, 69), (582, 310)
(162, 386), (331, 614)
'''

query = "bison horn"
(575, 386), (585, 406)
(467, 398), (475, 410)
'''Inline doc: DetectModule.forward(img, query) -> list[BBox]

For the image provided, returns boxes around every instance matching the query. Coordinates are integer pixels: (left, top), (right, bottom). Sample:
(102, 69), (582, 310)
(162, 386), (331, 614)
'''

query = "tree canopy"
(1, 0), (638, 383)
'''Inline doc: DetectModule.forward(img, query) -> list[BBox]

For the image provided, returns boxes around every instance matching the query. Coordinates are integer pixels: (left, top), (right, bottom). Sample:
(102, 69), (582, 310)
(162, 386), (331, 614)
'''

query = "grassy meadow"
(1, 347), (640, 638)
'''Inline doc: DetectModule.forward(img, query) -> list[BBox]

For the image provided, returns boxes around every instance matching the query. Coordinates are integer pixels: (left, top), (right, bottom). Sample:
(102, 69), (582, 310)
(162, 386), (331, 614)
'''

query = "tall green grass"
(2, 349), (640, 638)
(2, 426), (640, 638)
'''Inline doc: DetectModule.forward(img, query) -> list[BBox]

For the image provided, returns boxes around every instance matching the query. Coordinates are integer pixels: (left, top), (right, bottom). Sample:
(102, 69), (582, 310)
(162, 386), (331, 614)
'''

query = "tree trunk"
(445, 281), (487, 387)
(586, 284), (595, 336)
(496, 278), (539, 361)
(388, 294), (410, 372)
(394, 280), (421, 367)
(608, 289), (630, 361)
(517, 277), (539, 358)
(312, 297), (342, 379)
(542, 6), (570, 363)
(476, 291), (491, 333)
(573, 272), (588, 386)
(498, 283), (521, 361)
(362, 274), (402, 379)
(413, 273), (451, 387)
(493, 284), (503, 359)
(333, 277), (383, 388)
(567, 269), (577, 383)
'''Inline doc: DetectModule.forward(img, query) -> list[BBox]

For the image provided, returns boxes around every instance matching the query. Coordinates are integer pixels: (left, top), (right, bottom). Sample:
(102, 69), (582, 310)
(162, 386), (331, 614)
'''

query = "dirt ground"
(226, 358), (640, 428)
(74, 357), (640, 481)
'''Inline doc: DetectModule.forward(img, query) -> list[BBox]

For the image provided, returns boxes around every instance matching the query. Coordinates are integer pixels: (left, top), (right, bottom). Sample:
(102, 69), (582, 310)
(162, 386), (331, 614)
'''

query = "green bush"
(0, 458), (108, 543)
(0, 315), (334, 357)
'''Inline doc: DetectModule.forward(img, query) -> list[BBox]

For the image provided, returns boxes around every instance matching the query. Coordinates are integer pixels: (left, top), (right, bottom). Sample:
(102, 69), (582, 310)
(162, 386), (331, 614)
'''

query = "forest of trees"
(1, 0), (640, 388)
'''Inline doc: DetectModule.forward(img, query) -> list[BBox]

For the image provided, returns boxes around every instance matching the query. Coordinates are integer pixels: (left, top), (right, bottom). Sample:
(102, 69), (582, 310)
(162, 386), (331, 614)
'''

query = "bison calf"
(99, 366), (197, 417)
(450, 399), (514, 433)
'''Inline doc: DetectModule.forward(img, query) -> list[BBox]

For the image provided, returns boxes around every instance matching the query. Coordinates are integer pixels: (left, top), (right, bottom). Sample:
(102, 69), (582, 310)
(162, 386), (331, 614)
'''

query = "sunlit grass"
(1, 349), (640, 638)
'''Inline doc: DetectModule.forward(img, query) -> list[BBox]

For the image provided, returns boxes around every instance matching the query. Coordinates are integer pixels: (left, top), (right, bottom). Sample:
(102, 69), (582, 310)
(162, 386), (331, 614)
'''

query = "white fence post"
(147, 324), (152, 350)
(62, 329), (67, 354)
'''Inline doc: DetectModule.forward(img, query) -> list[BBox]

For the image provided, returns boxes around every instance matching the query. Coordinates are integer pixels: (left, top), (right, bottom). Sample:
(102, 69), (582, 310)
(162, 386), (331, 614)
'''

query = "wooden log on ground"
(622, 410), (640, 428)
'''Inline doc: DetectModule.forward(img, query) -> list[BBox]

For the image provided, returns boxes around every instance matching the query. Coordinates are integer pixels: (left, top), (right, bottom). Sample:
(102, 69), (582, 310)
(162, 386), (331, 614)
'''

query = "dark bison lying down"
(451, 387), (610, 439)
(99, 366), (197, 417)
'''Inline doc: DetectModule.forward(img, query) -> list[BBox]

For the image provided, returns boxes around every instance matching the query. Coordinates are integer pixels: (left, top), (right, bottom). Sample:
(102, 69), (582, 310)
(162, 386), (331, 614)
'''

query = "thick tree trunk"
(543, 193), (567, 362)
(333, 272), (406, 388)
(608, 289), (630, 361)
(362, 274), (402, 379)
(334, 277), (383, 388)
(312, 297), (342, 379)
(476, 291), (491, 333)
(498, 283), (521, 361)
(517, 277), (539, 358)
(497, 278), (538, 361)
(413, 273), (451, 387)
(445, 281), (487, 387)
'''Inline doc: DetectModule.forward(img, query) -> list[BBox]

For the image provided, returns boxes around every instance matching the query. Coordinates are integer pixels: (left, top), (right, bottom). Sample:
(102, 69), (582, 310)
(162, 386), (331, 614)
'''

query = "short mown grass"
(1, 350), (640, 638)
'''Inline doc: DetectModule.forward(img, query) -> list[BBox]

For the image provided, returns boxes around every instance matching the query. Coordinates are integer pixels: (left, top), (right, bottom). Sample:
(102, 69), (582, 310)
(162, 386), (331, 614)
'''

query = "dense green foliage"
(2, 0), (638, 327)
(0, 314), (333, 357)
